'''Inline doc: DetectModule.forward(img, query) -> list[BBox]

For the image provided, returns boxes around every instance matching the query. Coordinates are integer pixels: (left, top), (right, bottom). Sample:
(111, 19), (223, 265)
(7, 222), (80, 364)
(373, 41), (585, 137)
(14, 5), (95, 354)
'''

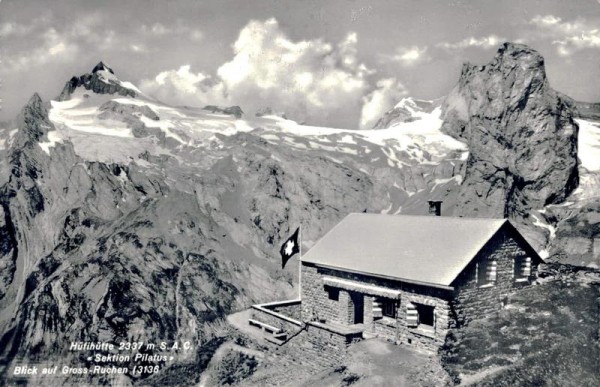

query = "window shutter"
(406, 303), (418, 328)
(521, 257), (531, 277)
(486, 260), (497, 282)
(373, 299), (383, 319)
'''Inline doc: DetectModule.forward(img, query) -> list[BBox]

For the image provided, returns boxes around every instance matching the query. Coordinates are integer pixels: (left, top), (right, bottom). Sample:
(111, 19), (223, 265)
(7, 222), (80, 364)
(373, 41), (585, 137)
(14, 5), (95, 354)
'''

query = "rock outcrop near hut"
(441, 42), (579, 219)
(0, 42), (599, 384)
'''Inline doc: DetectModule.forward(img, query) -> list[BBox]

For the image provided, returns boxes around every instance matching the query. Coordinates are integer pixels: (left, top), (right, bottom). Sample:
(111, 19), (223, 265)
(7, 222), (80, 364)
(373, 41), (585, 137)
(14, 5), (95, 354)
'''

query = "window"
(478, 259), (497, 286)
(382, 299), (396, 318)
(373, 298), (396, 319)
(515, 256), (532, 281)
(325, 286), (339, 301)
(406, 302), (435, 331)
(373, 298), (396, 320)
(416, 304), (435, 327)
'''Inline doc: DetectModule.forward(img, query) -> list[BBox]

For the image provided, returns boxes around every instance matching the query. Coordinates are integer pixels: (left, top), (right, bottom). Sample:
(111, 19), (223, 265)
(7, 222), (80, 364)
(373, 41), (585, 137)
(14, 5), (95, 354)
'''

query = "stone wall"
(396, 292), (451, 352)
(301, 265), (342, 323)
(340, 290), (353, 324)
(301, 263), (453, 352)
(267, 300), (302, 320)
(364, 296), (374, 334)
(282, 324), (354, 368)
(451, 229), (540, 327)
(373, 316), (396, 340)
(251, 304), (303, 336)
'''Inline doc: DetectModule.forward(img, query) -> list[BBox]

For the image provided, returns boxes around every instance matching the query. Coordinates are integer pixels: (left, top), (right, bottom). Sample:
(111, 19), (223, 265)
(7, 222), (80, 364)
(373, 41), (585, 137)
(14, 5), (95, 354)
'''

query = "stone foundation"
(250, 300), (362, 365)
(301, 321), (362, 363)
(279, 324), (355, 369)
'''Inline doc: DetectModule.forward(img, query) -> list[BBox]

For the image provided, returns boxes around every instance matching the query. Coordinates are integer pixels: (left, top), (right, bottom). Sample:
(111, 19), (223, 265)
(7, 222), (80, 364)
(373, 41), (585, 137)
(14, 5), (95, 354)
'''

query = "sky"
(1, 0), (599, 128)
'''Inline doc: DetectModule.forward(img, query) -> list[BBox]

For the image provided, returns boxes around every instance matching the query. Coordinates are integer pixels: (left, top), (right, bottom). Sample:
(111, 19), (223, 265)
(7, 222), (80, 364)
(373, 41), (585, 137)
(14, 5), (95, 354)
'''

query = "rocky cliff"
(441, 43), (579, 219)
(0, 44), (598, 384)
(1, 64), (462, 384)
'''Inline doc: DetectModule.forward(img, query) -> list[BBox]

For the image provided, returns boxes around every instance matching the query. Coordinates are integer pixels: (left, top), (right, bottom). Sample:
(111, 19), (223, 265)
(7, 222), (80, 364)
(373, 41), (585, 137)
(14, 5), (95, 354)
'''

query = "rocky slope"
(0, 43), (598, 384)
(0, 63), (466, 385)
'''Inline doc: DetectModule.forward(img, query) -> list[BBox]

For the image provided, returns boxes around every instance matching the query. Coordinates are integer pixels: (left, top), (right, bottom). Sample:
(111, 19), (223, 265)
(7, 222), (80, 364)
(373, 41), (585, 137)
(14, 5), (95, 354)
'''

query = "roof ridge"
(348, 213), (507, 222)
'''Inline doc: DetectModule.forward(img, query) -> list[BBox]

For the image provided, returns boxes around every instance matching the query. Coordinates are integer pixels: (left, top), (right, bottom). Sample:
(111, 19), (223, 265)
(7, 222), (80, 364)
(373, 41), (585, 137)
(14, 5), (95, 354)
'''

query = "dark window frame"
(414, 303), (435, 328)
(477, 259), (497, 287)
(514, 255), (532, 281)
(381, 299), (396, 318)
(325, 285), (339, 301)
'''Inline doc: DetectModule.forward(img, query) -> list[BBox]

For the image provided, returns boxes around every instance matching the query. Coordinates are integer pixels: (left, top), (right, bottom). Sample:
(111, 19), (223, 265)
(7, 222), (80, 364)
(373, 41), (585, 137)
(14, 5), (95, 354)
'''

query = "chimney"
(428, 200), (442, 216)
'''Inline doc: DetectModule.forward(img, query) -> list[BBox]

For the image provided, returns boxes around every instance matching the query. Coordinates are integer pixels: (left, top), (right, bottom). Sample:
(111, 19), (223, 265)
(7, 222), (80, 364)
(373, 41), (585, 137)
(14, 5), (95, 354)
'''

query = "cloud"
(130, 43), (149, 53)
(2, 26), (81, 70)
(140, 18), (373, 127)
(49, 42), (67, 56)
(0, 22), (34, 38)
(1, 13), (203, 74)
(140, 65), (226, 105)
(359, 78), (408, 129)
(530, 15), (562, 27)
(529, 14), (600, 56)
(438, 35), (505, 50)
(140, 22), (203, 41)
(385, 46), (428, 66)
(0, 15), (117, 71)
(146, 23), (169, 35)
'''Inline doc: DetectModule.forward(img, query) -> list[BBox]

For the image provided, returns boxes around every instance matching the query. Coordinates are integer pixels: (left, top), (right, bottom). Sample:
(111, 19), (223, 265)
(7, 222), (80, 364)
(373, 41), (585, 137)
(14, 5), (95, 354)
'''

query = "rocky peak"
(91, 61), (114, 75)
(13, 93), (52, 147)
(373, 97), (440, 129)
(58, 61), (137, 101)
(441, 42), (579, 219)
(463, 42), (545, 77)
(25, 93), (44, 113)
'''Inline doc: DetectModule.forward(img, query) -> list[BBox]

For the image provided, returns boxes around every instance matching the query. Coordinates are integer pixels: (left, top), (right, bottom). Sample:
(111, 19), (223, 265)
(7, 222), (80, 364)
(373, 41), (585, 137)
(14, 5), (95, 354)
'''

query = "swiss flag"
(280, 227), (300, 269)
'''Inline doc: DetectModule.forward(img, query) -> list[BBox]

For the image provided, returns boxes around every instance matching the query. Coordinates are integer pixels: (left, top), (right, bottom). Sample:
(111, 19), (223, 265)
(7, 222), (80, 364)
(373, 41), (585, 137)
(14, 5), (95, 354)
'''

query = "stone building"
(250, 208), (543, 353)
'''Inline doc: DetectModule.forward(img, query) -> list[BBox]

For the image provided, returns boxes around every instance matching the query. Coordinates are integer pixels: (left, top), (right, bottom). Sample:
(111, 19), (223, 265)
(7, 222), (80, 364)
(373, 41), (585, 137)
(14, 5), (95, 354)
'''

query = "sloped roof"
(302, 213), (509, 287)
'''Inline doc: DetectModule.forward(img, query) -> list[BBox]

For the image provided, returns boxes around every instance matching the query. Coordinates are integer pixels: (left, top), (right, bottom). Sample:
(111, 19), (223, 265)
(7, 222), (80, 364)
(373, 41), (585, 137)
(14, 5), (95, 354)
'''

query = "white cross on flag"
(280, 227), (300, 269)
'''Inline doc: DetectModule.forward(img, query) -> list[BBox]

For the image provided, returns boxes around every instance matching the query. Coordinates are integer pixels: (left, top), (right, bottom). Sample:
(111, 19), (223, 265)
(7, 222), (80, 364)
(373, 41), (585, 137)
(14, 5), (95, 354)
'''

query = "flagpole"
(298, 225), (302, 300)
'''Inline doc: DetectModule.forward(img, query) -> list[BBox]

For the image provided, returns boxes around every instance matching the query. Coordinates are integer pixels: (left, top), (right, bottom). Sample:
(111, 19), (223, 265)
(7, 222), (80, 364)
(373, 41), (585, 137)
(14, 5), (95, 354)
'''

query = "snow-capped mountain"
(37, 62), (468, 212)
(0, 61), (468, 384)
(372, 97), (443, 129)
(0, 43), (599, 384)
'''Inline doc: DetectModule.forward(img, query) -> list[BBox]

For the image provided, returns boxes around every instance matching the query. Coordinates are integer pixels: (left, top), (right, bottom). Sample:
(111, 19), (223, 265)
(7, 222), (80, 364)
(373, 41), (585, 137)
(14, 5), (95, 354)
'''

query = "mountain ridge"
(0, 42), (599, 384)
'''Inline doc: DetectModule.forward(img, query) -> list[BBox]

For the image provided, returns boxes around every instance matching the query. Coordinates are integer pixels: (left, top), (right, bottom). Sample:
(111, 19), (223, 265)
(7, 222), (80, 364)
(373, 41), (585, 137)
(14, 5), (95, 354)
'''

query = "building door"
(351, 293), (364, 324)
